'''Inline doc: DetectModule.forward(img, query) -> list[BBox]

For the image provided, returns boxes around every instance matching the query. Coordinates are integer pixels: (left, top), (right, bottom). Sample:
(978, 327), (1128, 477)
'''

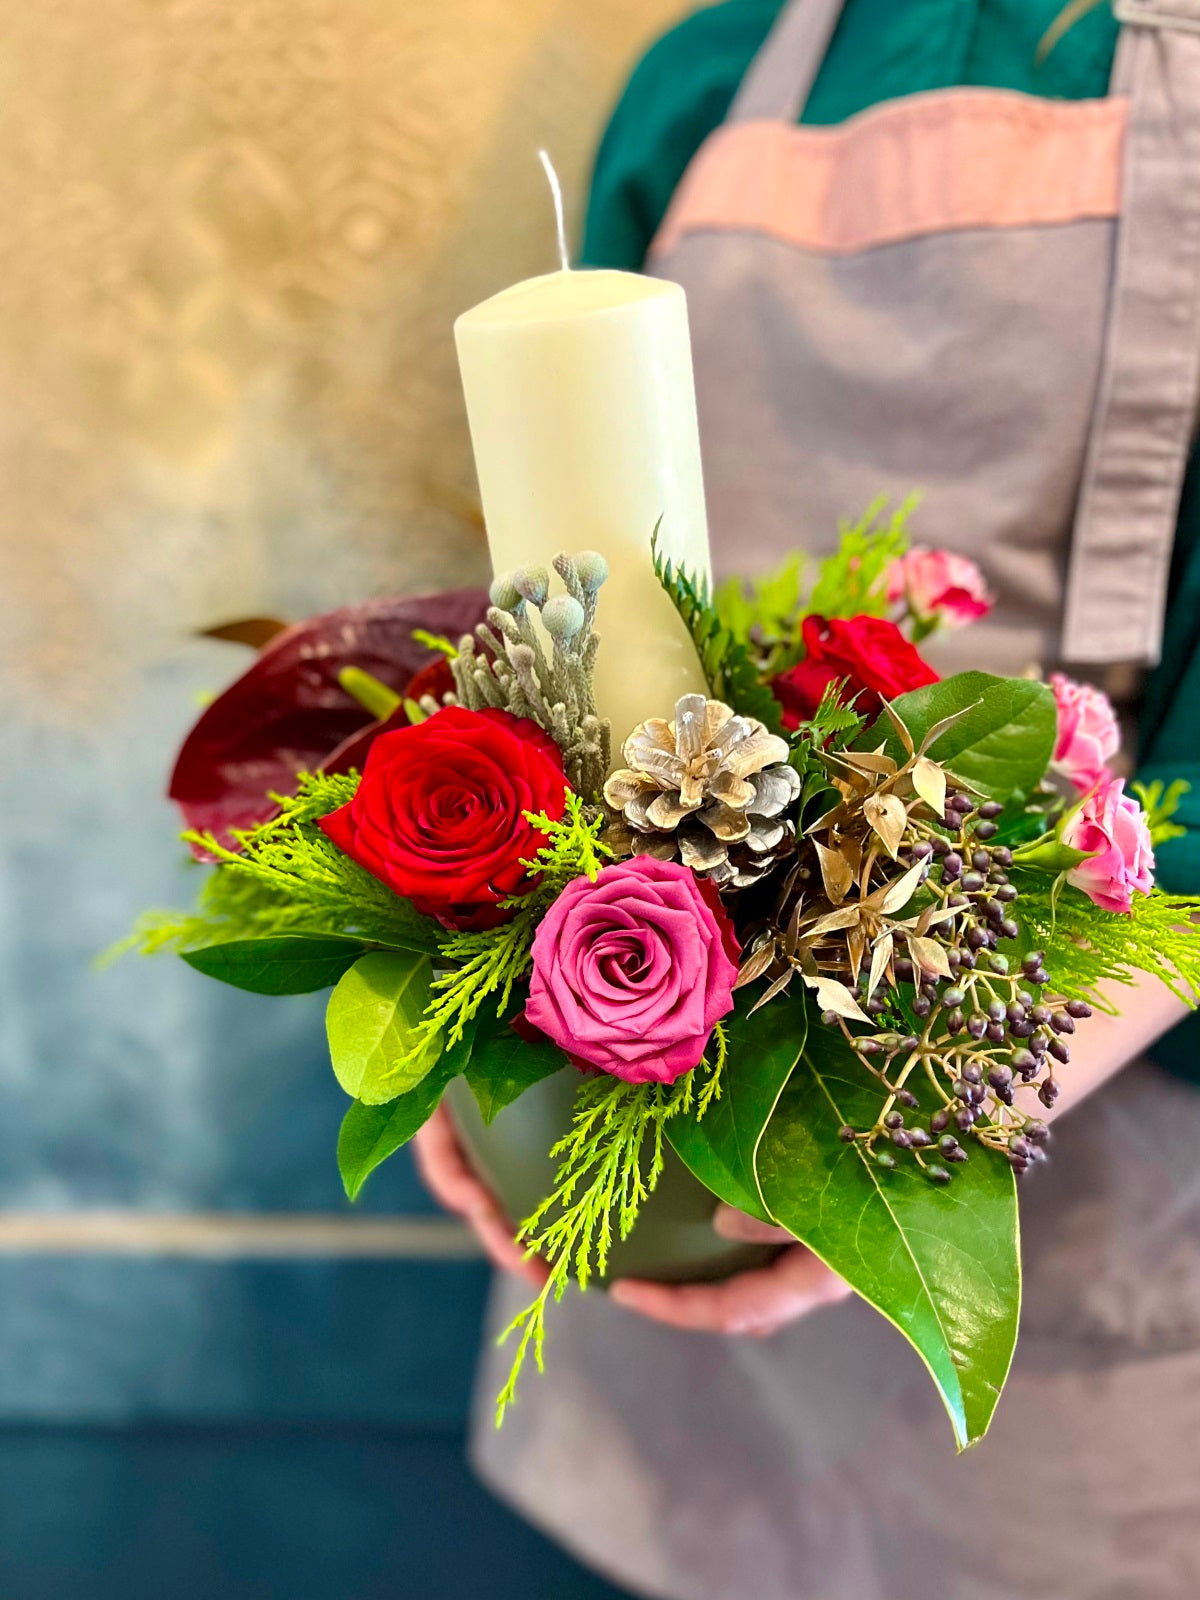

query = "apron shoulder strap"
(727, 0), (847, 125)
(1063, 0), (1200, 664)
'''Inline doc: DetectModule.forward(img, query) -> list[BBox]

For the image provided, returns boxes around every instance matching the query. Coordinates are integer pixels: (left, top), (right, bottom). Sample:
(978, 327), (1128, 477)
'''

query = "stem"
(874, 1049), (919, 1130)
(338, 666), (402, 722)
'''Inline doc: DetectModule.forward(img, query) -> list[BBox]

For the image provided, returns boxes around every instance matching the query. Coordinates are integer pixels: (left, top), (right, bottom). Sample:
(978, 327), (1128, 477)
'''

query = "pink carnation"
(1061, 775), (1155, 915)
(524, 857), (739, 1085)
(887, 547), (992, 630)
(1051, 672), (1120, 794)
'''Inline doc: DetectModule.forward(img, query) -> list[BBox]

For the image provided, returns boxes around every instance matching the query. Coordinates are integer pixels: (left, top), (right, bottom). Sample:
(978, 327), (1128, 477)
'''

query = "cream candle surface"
(454, 267), (712, 756)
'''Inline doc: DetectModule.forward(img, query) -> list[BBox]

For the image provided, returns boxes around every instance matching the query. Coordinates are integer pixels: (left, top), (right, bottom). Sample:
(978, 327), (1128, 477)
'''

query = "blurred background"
(0, 3), (690, 1593)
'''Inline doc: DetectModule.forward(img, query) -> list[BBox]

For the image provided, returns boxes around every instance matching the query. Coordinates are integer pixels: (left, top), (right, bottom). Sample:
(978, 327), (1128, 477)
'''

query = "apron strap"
(1062, 1), (1200, 665)
(727, 0), (847, 125)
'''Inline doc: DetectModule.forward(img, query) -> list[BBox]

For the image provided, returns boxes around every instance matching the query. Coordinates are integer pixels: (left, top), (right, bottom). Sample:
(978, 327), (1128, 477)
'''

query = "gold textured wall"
(0, 0), (690, 721)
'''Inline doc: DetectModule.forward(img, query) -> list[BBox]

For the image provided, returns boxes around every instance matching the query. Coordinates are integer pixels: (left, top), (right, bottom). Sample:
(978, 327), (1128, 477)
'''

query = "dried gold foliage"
(736, 705), (971, 1009)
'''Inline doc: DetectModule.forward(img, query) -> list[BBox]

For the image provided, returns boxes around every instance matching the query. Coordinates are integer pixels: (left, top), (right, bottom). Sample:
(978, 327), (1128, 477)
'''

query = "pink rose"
(887, 547), (992, 630)
(1061, 775), (1155, 915)
(525, 857), (740, 1085)
(1051, 672), (1120, 794)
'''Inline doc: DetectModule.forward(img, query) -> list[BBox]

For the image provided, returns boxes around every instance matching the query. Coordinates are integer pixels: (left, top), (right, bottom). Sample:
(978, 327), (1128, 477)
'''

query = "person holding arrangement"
(416, 2), (1200, 1594)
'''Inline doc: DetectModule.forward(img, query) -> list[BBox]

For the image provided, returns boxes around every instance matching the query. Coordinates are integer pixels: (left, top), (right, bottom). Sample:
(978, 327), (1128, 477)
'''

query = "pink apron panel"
(654, 90), (1128, 259)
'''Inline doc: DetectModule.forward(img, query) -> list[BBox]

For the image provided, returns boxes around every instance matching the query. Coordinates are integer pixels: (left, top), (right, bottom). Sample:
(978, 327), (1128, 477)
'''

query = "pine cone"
(604, 695), (799, 887)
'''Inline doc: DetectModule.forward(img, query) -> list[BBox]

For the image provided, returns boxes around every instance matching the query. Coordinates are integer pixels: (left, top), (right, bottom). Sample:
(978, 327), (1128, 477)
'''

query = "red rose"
(772, 614), (939, 729)
(319, 706), (570, 930)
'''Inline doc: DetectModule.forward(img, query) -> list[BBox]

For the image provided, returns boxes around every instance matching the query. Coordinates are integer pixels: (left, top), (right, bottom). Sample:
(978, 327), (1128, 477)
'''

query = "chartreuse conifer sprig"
(520, 790), (612, 899)
(350, 792), (614, 1088)
(1016, 881), (1200, 1010)
(428, 793), (610, 1043)
(116, 773), (439, 959)
(805, 495), (916, 620)
(122, 781), (613, 1106)
(713, 554), (806, 657)
(697, 1019), (728, 1116)
(711, 496), (916, 677)
(494, 1025), (726, 1424)
(114, 872), (308, 961)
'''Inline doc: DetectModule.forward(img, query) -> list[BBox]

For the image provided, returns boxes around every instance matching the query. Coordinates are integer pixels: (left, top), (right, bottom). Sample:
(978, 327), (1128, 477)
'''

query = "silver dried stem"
(451, 550), (611, 796)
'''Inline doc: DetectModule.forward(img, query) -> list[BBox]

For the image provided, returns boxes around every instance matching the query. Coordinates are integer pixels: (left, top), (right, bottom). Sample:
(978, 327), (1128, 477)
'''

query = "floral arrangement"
(128, 509), (1200, 1450)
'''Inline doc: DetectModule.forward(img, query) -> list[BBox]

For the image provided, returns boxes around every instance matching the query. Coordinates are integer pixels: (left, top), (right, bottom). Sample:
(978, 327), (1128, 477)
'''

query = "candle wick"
(538, 149), (571, 273)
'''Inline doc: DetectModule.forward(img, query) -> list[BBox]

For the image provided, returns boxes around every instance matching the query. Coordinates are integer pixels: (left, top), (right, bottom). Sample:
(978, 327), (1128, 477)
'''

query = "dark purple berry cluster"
(826, 791), (1094, 1180)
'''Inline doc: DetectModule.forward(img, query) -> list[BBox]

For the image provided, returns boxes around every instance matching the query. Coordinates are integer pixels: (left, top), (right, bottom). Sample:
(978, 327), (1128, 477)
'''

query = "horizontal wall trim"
(0, 1212), (483, 1259)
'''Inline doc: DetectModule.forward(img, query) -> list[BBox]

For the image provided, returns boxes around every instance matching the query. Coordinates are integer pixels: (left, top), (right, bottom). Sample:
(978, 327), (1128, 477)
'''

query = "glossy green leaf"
(337, 1023), (477, 1201)
(757, 1021), (1020, 1451)
(325, 951), (439, 1103)
(464, 1013), (567, 1125)
(182, 934), (369, 995)
(1011, 835), (1093, 873)
(875, 673), (1057, 800)
(667, 989), (808, 1225)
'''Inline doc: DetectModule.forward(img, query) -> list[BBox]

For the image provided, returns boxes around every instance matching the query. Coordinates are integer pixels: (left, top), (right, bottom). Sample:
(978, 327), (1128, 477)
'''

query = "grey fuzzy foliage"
(451, 550), (611, 797)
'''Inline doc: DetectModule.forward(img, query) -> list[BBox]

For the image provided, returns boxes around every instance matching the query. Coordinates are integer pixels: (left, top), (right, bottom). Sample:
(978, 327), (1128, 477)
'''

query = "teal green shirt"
(583, 0), (1121, 274)
(583, 0), (1200, 1074)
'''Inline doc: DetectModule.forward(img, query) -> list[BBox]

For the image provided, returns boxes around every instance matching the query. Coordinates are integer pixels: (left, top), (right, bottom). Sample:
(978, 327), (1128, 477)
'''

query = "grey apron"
(472, 4), (1200, 1595)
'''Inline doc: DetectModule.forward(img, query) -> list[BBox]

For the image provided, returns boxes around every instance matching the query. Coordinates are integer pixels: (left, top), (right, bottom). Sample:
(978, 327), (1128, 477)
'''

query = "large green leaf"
(667, 989), (809, 1224)
(338, 1023), (477, 1201)
(757, 1021), (1020, 1450)
(875, 673), (1056, 800)
(182, 934), (369, 995)
(464, 1012), (567, 1125)
(325, 951), (439, 1103)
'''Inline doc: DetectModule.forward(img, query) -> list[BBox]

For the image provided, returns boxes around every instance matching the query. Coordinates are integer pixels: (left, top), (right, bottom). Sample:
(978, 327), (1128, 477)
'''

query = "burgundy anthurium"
(169, 588), (490, 849)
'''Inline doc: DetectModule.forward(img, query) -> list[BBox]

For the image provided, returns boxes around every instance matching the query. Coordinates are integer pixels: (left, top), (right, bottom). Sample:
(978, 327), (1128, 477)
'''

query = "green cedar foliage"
(495, 1026), (726, 1423)
(713, 496), (915, 675)
(713, 553), (806, 657)
(805, 496), (915, 620)
(400, 793), (612, 1094)
(1017, 880), (1200, 1010)
(123, 774), (440, 959)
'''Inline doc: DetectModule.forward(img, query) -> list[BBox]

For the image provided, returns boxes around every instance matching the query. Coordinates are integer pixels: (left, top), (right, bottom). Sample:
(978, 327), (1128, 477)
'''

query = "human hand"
(412, 1105), (548, 1288)
(608, 1205), (852, 1336)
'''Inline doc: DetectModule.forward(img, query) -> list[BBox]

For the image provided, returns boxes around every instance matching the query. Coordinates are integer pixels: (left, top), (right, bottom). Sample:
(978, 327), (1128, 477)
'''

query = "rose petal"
(525, 856), (739, 1085)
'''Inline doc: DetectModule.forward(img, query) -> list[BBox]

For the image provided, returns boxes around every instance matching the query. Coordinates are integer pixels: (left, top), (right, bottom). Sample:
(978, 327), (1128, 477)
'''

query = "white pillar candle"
(454, 264), (712, 757)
